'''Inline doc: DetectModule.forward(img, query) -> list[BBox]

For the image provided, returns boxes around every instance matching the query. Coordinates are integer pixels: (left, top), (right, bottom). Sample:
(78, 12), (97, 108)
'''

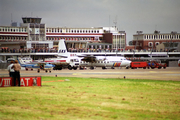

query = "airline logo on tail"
(57, 39), (70, 58)
(18, 57), (25, 65)
(58, 39), (67, 53)
(17, 57), (33, 66)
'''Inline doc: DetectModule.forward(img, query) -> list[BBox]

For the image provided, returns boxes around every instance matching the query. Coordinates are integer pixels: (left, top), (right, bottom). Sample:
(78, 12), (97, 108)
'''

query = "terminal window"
(32, 43), (48, 49)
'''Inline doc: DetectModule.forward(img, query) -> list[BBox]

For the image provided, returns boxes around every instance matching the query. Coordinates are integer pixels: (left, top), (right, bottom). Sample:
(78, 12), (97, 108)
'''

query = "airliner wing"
(25, 61), (47, 64)
(56, 54), (68, 58)
(81, 56), (97, 63)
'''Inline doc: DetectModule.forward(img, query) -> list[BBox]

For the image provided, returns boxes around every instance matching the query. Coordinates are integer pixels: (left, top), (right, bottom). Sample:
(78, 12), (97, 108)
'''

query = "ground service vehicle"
(147, 61), (167, 69)
(131, 62), (147, 69)
(130, 61), (167, 69)
(52, 58), (79, 70)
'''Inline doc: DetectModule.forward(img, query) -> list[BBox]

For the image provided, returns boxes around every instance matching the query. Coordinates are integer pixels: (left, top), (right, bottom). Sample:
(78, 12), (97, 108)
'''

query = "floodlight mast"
(133, 31), (143, 58)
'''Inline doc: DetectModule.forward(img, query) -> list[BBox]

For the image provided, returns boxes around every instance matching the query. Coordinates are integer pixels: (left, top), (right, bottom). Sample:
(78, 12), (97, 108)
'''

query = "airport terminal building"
(132, 31), (180, 51)
(0, 17), (126, 51)
(0, 17), (179, 64)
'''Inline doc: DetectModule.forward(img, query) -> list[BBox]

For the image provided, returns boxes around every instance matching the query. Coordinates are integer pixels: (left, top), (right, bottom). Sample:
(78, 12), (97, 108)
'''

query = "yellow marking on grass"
(73, 73), (82, 75)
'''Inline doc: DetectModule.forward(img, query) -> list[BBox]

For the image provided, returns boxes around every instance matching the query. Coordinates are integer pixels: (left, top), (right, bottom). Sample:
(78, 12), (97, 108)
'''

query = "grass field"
(0, 76), (180, 120)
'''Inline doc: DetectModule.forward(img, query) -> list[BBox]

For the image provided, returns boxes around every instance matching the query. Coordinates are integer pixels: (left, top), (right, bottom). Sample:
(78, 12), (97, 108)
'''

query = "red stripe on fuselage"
(45, 60), (66, 62)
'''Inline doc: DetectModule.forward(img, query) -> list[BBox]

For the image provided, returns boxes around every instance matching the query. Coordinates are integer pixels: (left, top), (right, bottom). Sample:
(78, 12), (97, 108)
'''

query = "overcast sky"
(0, 0), (180, 44)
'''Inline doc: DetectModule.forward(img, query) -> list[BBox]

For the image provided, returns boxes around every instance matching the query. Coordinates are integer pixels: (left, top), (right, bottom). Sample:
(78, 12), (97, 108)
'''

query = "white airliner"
(56, 40), (131, 69)
(80, 56), (131, 69)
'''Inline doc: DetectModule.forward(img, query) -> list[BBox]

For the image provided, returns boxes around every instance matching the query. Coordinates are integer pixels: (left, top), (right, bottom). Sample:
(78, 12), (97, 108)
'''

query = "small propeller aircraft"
(18, 57), (54, 73)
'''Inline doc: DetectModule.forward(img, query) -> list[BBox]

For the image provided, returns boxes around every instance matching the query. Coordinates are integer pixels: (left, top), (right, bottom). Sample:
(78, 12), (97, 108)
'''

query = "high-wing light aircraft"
(18, 57), (54, 72)
(56, 40), (131, 70)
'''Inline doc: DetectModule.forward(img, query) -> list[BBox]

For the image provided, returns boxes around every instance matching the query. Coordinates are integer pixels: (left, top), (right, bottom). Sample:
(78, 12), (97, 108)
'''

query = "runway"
(1, 67), (180, 81)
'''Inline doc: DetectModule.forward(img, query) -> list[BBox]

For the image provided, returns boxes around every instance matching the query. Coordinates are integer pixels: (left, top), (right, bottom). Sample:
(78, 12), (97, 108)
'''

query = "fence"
(0, 63), (8, 69)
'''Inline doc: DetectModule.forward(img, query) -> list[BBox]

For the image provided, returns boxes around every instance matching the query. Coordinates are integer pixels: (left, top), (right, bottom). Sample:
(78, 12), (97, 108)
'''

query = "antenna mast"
(113, 16), (117, 28)
(113, 16), (118, 51)
(11, 13), (13, 24)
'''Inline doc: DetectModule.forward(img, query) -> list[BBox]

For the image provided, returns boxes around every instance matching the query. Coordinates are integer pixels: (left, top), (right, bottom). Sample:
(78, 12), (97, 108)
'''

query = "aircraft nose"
(126, 60), (131, 66)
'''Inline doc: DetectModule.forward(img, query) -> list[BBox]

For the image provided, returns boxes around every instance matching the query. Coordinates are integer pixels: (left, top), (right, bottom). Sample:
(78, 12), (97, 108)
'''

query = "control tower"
(21, 17), (49, 49)
(22, 17), (42, 24)
(21, 17), (45, 42)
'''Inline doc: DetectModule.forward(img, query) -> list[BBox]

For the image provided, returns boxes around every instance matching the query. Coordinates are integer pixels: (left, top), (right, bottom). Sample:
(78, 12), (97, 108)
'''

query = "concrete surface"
(1, 67), (180, 81)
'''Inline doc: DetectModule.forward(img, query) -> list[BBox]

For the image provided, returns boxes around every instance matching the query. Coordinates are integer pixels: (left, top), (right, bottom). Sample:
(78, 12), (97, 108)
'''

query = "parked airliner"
(79, 56), (131, 69)
(56, 40), (131, 69)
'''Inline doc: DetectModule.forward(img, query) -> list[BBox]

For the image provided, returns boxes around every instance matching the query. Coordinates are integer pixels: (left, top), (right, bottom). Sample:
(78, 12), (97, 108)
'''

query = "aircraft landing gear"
(58, 67), (62, 70)
(73, 67), (77, 70)
(102, 67), (107, 69)
(90, 66), (94, 70)
(68, 65), (72, 70)
(53, 65), (62, 70)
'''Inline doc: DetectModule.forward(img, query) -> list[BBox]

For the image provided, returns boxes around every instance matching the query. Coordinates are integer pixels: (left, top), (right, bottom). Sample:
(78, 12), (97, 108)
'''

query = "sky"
(0, 0), (180, 44)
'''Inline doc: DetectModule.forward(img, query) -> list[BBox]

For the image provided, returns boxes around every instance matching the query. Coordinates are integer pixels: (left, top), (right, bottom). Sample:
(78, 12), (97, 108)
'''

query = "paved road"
(1, 67), (180, 81)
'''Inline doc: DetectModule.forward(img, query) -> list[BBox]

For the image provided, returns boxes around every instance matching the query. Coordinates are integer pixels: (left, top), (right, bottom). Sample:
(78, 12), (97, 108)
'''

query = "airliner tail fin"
(58, 39), (67, 53)
(17, 57), (25, 66)
(57, 39), (69, 58)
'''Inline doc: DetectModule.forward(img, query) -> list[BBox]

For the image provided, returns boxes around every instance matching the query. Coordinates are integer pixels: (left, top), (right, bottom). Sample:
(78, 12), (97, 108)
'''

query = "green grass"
(0, 77), (180, 120)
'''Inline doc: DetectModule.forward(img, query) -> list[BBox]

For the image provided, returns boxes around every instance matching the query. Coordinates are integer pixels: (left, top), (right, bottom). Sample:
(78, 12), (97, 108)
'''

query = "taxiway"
(1, 67), (180, 81)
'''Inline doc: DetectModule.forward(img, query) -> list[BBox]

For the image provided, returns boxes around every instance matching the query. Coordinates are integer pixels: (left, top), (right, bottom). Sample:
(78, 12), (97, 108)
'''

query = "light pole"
(151, 30), (160, 58)
(133, 31), (143, 58)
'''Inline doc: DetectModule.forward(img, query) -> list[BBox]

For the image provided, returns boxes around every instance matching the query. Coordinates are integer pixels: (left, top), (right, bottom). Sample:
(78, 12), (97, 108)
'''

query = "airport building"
(0, 17), (126, 51)
(132, 31), (180, 51)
